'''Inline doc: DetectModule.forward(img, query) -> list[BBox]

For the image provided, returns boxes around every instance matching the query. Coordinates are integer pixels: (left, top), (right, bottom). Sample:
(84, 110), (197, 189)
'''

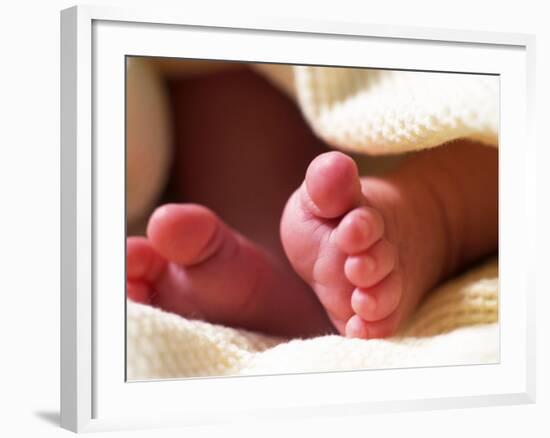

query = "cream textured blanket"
(252, 63), (499, 154)
(128, 258), (498, 379)
(126, 61), (499, 379)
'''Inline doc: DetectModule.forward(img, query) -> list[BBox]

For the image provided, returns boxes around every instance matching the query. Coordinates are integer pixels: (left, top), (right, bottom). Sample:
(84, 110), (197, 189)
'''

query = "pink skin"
(280, 142), (498, 338)
(280, 152), (403, 337)
(127, 203), (333, 338)
(127, 141), (498, 339)
(126, 69), (498, 339)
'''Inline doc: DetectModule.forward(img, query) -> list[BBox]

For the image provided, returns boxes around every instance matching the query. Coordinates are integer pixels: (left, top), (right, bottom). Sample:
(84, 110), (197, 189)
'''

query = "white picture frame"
(60, 4), (536, 433)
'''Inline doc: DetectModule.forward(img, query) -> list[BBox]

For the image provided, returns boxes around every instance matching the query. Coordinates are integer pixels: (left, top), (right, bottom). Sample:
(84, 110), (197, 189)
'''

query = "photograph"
(124, 57), (500, 380)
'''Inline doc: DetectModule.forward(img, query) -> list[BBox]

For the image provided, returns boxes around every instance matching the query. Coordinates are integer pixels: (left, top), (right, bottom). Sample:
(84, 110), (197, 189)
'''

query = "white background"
(0, 0), (547, 437)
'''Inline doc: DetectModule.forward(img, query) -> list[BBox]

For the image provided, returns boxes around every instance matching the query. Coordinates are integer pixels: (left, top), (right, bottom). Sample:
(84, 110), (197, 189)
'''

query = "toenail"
(355, 215), (371, 240)
(349, 254), (375, 274)
(362, 256), (376, 273)
(346, 315), (369, 339)
(352, 289), (377, 317)
(361, 292), (377, 314)
(365, 294), (377, 314)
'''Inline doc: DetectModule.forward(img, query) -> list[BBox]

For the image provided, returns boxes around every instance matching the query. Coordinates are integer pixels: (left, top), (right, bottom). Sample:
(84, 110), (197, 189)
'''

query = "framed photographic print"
(60, 4), (536, 433)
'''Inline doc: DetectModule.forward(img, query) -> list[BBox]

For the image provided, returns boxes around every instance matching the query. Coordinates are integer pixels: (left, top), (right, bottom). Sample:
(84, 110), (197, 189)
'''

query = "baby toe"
(147, 203), (222, 266)
(346, 312), (401, 339)
(345, 314), (370, 339)
(126, 237), (167, 304)
(350, 270), (402, 322)
(126, 280), (152, 304)
(334, 206), (385, 255)
(344, 239), (396, 288)
(126, 237), (166, 282)
(302, 151), (362, 219)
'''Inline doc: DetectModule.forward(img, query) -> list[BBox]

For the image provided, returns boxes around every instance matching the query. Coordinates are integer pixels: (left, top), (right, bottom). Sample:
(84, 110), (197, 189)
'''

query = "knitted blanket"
(252, 63), (499, 154)
(127, 258), (498, 379)
(126, 61), (499, 379)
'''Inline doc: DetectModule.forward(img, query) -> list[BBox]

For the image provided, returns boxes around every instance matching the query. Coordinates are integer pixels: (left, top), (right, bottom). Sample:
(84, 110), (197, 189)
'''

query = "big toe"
(126, 237), (167, 304)
(146, 203), (222, 266)
(302, 151), (363, 219)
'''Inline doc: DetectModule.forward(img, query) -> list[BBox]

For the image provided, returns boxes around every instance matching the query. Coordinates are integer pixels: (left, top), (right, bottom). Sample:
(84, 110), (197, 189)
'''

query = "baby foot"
(128, 143), (496, 340)
(127, 203), (333, 337)
(281, 151), (444, 339)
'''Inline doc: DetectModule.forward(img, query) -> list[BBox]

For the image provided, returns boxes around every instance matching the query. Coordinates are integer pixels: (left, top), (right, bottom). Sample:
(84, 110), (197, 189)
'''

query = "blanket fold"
(253, 64), (499, 154)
